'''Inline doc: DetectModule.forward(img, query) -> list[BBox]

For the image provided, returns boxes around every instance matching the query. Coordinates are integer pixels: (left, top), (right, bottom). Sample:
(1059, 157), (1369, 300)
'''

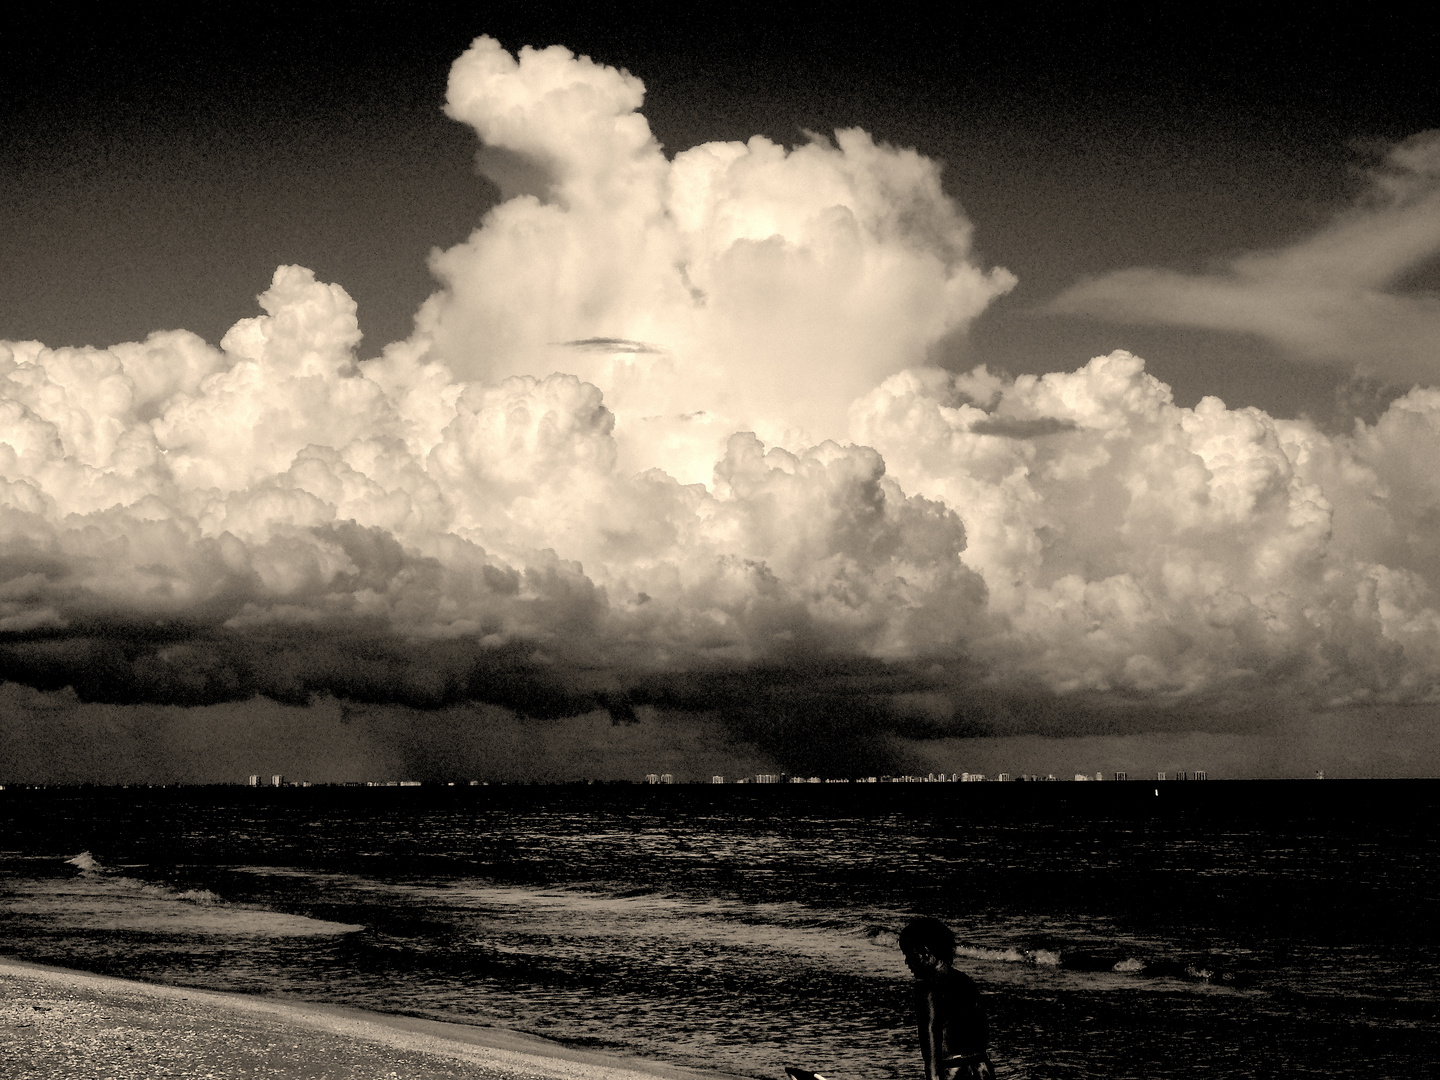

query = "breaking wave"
(24, 852), (360, 936)
(67, 851), (221, 904)
(955, 944), (1061, 966)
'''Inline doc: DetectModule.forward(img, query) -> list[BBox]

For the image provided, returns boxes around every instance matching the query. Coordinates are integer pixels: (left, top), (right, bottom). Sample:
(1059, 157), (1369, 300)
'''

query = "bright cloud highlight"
(416, 36), (1015, 481)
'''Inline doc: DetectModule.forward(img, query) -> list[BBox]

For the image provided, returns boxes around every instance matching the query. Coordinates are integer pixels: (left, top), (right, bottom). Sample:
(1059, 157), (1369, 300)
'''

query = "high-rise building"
(645, 773), (660, 784)
(660, 773), (674, 784)
(247, 775), (260, 787)
(712, 775), (725, 784)
(271, 774), (284, 788)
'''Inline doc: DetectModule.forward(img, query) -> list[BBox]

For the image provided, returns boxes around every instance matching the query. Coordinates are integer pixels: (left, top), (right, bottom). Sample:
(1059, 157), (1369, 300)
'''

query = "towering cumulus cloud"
(3, 37), (1440, 776)
(415, 36), (1015, 479)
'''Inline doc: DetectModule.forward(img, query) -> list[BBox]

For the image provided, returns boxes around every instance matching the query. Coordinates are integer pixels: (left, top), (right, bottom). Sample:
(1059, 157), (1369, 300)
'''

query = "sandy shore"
(1, 957), (748, 1080)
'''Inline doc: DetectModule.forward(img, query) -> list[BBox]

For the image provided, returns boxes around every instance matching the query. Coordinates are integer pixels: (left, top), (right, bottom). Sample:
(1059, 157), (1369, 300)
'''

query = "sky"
(3, 4), (1440, 782)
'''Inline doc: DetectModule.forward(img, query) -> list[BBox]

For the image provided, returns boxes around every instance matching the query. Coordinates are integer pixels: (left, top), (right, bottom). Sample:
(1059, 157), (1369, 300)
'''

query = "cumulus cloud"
(852, 354), (1440, 708)
(416, 36), (1015, 481)
(5, 35), (1440, 771)
(0, 259), (988, 721)
(1047, 131), (1440, 384)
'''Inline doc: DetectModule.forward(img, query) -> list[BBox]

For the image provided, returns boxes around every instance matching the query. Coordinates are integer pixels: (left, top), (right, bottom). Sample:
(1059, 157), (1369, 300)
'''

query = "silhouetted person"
(899, 917), (993, 1080)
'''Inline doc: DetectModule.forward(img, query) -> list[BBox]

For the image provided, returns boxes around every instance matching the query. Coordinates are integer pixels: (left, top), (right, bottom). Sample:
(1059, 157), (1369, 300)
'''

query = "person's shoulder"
(940, 968), (981, 995)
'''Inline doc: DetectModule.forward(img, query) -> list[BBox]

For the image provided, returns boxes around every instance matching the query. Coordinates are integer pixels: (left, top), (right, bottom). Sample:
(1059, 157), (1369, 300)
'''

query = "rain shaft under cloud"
(5, 36), (1440, 769)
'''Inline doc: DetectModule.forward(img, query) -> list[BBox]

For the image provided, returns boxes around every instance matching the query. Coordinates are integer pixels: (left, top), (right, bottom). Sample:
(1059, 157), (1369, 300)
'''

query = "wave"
(861, 924), (898, 947)
(64, 851), (106, 873)
(955, 944), (1062, 967)
(952, 939), (1256, 989)
(33, 853), (360, 937)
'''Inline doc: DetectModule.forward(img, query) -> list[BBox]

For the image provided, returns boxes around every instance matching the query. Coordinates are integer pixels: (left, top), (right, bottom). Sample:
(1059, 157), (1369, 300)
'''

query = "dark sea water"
(1, 782), (1437, 1079)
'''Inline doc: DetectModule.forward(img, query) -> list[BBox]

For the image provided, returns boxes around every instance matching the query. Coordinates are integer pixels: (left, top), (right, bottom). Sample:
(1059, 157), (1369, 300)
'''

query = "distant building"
(998, 772), (1010, 781)
(645, 773), (660, 784)
(1074, 773), (1090, 781)
(271, 774), (284, 788)
(1176, 771), (1189, 781)
(660, 773), (674, 784)
(247, 775), (260, 787)
(1095, 772), (1104, 781)
(756, 774), (780, 783)
(1157, 771), (1167, 781)
(1113, 771), (1129, 781)
(399, 781), (421, 787)
(1194, 770), (1207, 780)
(712, 775), (725, 784)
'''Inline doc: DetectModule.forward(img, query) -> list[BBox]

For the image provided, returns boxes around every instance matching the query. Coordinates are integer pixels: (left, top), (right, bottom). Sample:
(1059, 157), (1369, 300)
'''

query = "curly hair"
(898, 917), (955, 961)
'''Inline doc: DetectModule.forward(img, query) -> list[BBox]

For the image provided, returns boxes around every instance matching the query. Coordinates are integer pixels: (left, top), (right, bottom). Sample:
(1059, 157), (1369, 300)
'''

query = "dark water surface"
(1, 782), (1436, 1079)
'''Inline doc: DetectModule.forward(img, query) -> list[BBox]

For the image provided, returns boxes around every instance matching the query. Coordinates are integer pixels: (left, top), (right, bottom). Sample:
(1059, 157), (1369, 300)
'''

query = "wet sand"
(1, 957), (745, 1080)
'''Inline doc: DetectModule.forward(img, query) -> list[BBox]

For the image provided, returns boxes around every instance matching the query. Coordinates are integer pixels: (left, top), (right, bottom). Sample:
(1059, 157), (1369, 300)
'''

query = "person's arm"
(918, 985), (942, 1080)
(966, 980), (993, 1080)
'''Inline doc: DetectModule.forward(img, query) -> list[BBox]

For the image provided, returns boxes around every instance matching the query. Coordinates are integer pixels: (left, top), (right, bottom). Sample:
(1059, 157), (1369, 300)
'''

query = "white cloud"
(417, 36), (1015, 482)
(1048, 130), (1440, 384)
(5, 37), (1440, 744)
(1, 262), (987, 686)
(852, 353), (1440, 705)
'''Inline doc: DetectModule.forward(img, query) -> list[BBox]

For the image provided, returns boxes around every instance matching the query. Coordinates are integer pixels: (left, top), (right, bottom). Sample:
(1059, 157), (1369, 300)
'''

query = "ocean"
(1, 782), (1436, 1079)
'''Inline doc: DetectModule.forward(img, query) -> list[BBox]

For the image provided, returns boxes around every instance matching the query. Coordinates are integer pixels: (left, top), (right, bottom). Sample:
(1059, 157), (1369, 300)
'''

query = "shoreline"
(1, 956), (754, 1080)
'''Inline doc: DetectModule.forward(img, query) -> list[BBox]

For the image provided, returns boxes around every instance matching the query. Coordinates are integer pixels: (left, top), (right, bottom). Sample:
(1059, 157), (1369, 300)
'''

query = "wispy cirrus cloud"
(1047, 131), (1440, 385)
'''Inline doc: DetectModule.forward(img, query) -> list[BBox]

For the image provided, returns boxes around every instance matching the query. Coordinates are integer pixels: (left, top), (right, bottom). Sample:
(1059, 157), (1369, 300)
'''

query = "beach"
(0, 957), (742, 1080)
(4, 786), (1437, 1078)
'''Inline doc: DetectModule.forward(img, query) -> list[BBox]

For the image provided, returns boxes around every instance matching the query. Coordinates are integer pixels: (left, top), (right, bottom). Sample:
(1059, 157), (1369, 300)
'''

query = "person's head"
(899, 917), (955, 979)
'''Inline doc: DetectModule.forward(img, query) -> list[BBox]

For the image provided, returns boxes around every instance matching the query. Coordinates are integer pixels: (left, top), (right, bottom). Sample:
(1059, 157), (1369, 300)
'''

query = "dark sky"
(6, 5), (1436, 422)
